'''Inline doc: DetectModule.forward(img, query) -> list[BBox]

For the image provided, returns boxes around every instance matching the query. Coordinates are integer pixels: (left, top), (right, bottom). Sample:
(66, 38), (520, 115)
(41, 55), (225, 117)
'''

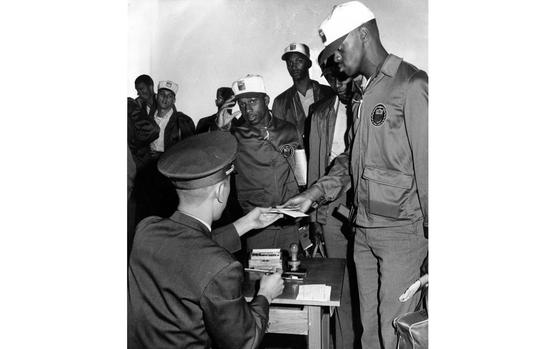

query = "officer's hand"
(232, 207), (283, 237)
(251, 207), (284, 230)
(216, 96), (237, 130)
(279, 193), (314, 213)
(258, 272), (284, 303)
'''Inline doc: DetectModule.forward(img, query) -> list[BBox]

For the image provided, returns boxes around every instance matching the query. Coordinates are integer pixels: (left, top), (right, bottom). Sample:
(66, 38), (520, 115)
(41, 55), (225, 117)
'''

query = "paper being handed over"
(269, 207), (308, 218)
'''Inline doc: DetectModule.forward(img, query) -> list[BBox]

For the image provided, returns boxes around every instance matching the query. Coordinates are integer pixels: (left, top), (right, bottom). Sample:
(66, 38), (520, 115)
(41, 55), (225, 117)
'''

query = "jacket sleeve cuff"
(307, 185), (326, 205)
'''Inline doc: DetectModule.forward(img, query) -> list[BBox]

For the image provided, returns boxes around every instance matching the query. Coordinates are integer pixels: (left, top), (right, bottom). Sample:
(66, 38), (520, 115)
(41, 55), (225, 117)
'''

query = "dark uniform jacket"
(309, 54), (428, 231)
(231, 113), (301, 214)
(271, 80), (333, 148)
(196, 113), (220, 134)
(307, 96), (352, 225)
(128, 212), (269, 349)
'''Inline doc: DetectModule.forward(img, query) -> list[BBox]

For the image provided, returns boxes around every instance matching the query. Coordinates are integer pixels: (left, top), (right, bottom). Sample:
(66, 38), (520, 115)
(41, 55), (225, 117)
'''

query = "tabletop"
(244, 258), (346, 307)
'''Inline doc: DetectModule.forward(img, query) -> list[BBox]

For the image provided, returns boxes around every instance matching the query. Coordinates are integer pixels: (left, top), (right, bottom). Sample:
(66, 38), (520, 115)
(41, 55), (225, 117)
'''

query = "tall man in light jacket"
(282, 2), (428, 348)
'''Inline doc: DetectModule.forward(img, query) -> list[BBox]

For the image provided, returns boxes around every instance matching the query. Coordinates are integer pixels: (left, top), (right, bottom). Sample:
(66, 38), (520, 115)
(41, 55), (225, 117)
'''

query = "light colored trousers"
(354, 222), (427, 349)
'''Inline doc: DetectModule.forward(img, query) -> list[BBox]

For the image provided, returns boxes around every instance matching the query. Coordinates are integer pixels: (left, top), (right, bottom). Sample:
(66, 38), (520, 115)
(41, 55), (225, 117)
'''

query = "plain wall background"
(128, 0), (428, 125)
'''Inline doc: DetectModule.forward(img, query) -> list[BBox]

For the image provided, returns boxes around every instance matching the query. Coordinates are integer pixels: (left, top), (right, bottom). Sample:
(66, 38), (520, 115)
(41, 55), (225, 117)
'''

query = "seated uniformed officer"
(128, 131), (285, 349)
(216, 74), (302, 251)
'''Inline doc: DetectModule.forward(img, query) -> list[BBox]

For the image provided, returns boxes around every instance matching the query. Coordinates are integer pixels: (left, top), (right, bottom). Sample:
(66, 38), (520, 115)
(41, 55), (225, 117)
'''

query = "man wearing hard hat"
(272, 43), (333, 148)
(218, 74), (302, 251)
(282, 2), (428, 348)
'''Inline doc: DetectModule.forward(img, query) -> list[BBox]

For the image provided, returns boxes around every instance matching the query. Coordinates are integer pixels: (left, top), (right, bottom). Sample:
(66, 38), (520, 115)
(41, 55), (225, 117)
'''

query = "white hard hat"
(157, 80), (179, 95)
(281, 43), (311, 61)
(232, 74), (267, 98)
(318, 1), (375, 65)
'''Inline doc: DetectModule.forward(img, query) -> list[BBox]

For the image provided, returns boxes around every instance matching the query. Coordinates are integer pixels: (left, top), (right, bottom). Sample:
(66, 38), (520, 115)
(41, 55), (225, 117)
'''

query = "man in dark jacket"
(151, 80), (195, 153)
(196, 87), (235, 133)
(134, 74), (157, 118)
(217, 74), (302, 251)
(134, 80), (196, 223)
(128, 131), (285, 349)
(306, 53), (357, 349)
(272, 43), (333, 148)
(127, 96), (159, 171)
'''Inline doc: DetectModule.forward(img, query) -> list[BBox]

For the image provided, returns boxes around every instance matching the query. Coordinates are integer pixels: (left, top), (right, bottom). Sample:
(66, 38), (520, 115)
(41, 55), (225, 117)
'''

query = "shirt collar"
(169, 210), (212, 235)
(156, 107), (173, 119)
(361, 54), (402, 90)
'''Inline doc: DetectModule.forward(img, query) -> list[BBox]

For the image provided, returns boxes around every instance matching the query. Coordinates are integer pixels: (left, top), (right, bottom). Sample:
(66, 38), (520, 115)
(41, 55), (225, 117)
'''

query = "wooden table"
(244, 258), (345, 349)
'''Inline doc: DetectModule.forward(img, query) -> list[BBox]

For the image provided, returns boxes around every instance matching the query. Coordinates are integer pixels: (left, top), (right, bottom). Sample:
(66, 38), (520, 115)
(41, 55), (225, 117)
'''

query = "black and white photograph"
(2, 1), (560, 348)
(127, 1), (427, 348)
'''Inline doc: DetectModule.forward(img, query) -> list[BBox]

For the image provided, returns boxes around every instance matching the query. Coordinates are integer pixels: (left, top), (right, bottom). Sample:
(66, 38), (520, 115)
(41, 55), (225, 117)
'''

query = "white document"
(296, 284), (331, 302)
(269, 208), (308, 218)
(294, 149), (307, 186)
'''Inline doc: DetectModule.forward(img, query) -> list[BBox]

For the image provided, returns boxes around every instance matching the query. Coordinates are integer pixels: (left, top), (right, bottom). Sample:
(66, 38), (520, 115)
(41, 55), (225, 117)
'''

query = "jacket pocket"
(237, 188), (268, 214)
(362, 166), (413, 219)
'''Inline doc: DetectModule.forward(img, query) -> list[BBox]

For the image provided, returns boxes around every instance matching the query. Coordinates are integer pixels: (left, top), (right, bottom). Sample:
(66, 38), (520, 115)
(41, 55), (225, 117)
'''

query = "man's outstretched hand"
(278, 192), (315, 213)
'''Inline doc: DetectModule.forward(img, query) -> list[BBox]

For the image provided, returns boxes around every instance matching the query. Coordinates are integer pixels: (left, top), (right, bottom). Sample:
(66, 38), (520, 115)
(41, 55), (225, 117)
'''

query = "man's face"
(324, 67), (353, 104)
(135, 82), (154, 102)
(157, 89), (175, 111)
(334, 30), (363, 77)
(238, 95), (268, 125)
(285, 53), (310, 80)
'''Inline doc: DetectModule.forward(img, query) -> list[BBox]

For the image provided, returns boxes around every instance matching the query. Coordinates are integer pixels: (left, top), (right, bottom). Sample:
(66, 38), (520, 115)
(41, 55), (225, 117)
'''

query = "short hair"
(135, 74), (154, 87)
(217, 87), (234, 100)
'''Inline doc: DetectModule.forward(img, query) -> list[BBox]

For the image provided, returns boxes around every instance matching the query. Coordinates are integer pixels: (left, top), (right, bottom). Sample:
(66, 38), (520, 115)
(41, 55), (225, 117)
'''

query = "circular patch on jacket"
(370, 104), (387, 127)
(280, 144), (295, 158)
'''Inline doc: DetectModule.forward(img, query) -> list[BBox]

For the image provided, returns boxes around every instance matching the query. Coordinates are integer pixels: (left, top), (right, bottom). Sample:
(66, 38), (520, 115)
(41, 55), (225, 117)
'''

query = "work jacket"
(160, 106), (196, 151)
(128, 99), (195, 165)
(310, 54), (428, 231)
(127, 97), (159, 168)
(231, 113), (301, 214)
(307, 96), (352, 224)
(196, 113), (220, 134)
(128, 212), (268, 349)
(272, 80), (333, 148)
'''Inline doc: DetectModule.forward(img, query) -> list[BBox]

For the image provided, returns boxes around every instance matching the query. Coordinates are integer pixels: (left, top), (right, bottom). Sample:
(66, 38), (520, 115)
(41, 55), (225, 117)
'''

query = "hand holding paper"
(269, 208), (308, 218)
(278, 192), (315, 213)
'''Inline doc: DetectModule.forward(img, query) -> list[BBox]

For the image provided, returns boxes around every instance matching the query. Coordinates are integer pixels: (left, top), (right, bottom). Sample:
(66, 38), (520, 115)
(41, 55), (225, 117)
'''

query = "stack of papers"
(248, 248), (282, 272)
(296, 284), (331, 302)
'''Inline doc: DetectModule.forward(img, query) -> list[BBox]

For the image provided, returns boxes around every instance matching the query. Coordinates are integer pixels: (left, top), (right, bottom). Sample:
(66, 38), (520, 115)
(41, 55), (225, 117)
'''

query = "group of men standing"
(128, 1), (428, 349)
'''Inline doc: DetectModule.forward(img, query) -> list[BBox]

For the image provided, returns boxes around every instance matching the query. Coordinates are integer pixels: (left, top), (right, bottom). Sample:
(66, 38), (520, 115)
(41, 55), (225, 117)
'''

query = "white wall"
(128, 0), (427, 125)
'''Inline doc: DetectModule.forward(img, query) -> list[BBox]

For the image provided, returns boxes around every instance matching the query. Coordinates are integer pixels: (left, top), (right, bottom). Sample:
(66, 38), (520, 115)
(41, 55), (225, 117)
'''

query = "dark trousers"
(245, 224), (299, 252)
(319, 208), (359, 349)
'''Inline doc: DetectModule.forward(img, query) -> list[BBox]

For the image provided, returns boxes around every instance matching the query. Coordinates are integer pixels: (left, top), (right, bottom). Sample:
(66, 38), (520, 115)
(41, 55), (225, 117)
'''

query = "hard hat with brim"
(281, 43), (311, 63)
(318, 1), (375, 66)
(232, 74), (267, 99)
(157, 80), (179, 95)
